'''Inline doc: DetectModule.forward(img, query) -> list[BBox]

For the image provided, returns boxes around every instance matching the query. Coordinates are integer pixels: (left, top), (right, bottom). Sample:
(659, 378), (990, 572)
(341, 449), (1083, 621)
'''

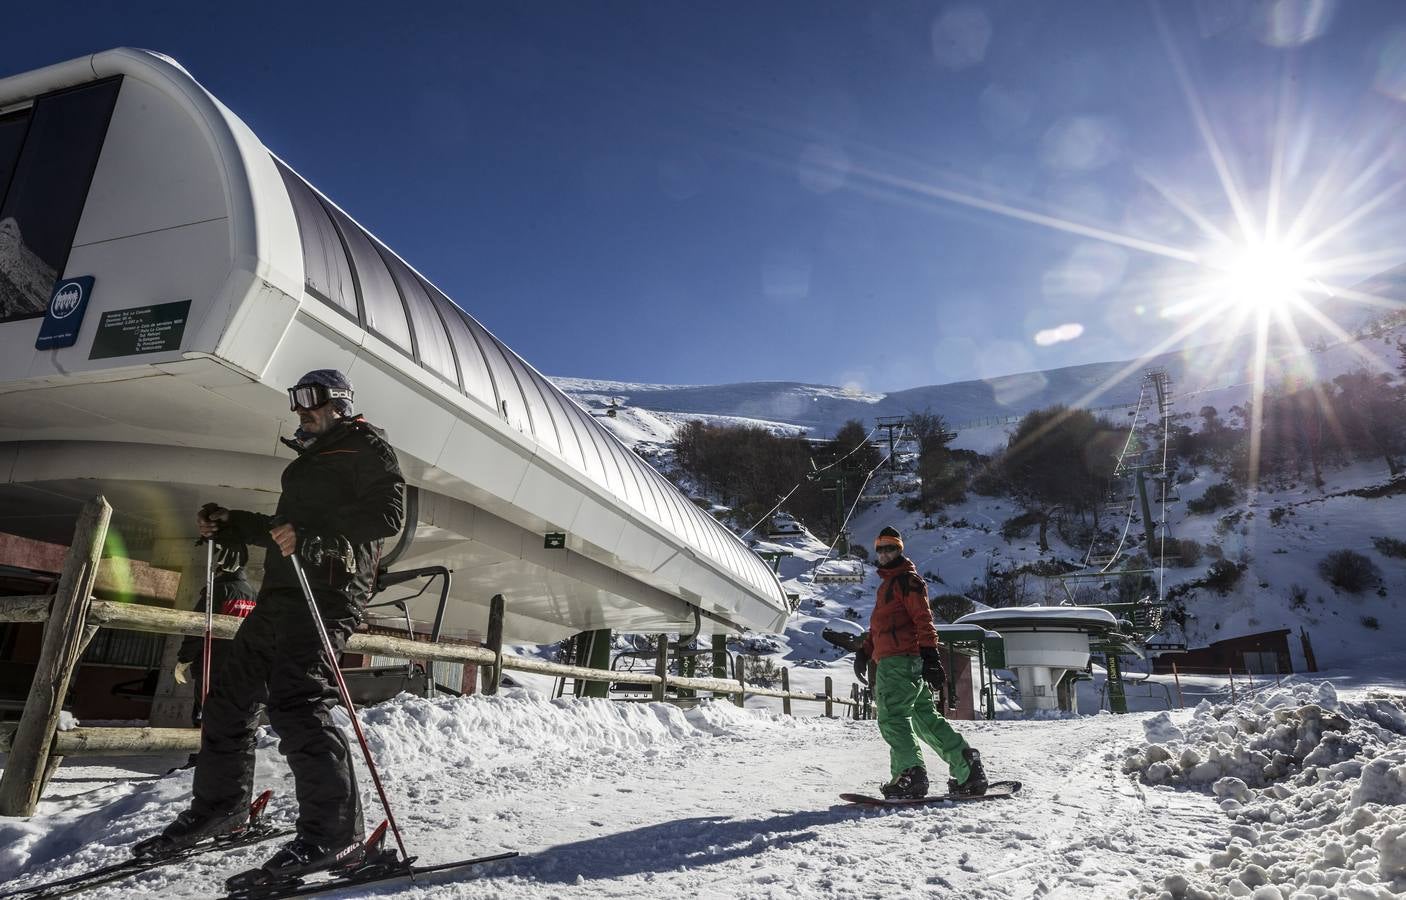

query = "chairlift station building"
(0, 49), (789, 651)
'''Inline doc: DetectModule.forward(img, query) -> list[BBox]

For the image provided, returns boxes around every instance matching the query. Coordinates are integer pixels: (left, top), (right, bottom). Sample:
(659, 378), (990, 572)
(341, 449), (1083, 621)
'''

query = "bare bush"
(1318, 549), (1381, 594)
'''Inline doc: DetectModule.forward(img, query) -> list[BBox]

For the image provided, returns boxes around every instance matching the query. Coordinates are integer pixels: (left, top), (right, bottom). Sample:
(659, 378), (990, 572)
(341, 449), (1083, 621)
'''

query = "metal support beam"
(1135, 469), (1157, 546)
(481, 593), (505, 696)
(577, 629), (612, 699)
(1105, 652), (1128, 714)
(652, 633), (669, 702)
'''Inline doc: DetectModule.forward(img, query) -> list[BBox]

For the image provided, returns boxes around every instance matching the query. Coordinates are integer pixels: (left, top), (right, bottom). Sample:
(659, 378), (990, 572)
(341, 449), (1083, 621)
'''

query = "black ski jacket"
(221, 417), (405, 611)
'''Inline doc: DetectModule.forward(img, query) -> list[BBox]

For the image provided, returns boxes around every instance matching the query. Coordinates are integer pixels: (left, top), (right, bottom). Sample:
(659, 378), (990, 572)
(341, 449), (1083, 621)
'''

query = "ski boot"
(225, 835), (366, 893)
(880, 765), (929, 800)
(947, 747), (988, 797)
(131, 806), (250, 859)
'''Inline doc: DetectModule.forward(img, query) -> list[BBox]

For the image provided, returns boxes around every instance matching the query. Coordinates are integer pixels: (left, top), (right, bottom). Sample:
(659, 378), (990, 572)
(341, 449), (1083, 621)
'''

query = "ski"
(222, 819), (516, 899)
(220, 851), (519, 899)
(840, 778), (1022, 807)
(0, 791), (289, 900)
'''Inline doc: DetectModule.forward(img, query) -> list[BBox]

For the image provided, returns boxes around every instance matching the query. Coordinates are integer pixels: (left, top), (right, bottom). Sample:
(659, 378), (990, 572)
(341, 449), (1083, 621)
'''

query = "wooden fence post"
(1171, 660), (1184, 709)
(781, 667), (791, 716)
(0, 496), (111, 817)
(824, 676), (834, 718)
(481, 594), (504, 696)
(735, 661), (746, 708)
(850, 683), (859, 720)
(652, 634), (669, 702)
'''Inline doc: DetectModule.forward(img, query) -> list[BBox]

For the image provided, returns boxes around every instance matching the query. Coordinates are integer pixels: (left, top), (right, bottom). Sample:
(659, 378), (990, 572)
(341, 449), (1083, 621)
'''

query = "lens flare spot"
(931, 6), (993, 70)
(1254, 0), (1336, 48)
(1033, 323), (1086, 346)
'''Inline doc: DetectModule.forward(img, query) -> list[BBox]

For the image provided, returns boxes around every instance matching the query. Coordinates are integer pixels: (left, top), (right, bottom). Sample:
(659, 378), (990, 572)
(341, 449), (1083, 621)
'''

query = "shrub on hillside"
(1161, 538), (1203, 568)
(1204, 559), (1245, 594)
(1318, 549), (1381, 593)
(1187, 481), (1237, 515)
(969, 463), (1009, 497)
(1371, 536), (1406, 559)
(931, 593), (975, 623)
(1000, 510), (1043, 542)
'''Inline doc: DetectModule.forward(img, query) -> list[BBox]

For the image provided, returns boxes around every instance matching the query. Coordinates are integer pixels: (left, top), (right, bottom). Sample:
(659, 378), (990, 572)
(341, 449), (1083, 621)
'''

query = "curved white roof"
(956, 606), (1119, 631)
(0, 48), (789, 641)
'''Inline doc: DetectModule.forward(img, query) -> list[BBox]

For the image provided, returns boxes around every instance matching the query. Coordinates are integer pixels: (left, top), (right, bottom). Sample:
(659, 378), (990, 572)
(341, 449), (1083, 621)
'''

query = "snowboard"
(840, 778), (1021, 806)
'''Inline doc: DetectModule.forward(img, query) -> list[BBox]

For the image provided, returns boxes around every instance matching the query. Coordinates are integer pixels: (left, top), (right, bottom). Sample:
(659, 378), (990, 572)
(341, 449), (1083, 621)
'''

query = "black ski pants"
(191, 586), (362, 847)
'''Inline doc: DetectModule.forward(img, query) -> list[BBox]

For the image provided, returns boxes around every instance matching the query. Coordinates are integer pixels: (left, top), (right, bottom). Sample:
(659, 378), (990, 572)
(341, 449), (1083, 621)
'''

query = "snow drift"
(1123, 682), (1406, 898)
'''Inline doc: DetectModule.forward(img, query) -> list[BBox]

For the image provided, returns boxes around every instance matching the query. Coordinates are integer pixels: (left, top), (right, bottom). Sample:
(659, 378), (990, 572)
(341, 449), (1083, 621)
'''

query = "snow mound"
(1123, 683), (1406, 899)
(358, 690), (808, 778)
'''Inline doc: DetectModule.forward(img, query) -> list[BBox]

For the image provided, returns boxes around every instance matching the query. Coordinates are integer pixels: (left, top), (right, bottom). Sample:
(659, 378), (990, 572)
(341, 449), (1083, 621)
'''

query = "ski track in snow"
(1, 696), (1233, 900)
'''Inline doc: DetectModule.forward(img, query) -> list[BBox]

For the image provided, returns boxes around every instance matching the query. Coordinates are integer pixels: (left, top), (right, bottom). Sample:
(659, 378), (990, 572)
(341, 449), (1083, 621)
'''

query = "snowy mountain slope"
(554, 322), (1404, 440)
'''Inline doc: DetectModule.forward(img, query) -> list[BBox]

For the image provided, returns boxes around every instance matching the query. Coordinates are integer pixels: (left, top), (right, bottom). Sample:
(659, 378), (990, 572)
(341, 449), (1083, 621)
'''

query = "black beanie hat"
(875, 525), (903, 552)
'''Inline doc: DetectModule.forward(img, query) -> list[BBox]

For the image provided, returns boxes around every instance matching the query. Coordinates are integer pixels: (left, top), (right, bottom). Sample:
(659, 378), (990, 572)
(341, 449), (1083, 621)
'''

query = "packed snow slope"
(554, 323), (1396, 438)
(2, 676), (1404, 899)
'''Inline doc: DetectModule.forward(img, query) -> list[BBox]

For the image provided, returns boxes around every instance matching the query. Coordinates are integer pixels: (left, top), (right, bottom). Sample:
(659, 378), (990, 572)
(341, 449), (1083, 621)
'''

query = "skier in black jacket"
(135, 369), (406, 881)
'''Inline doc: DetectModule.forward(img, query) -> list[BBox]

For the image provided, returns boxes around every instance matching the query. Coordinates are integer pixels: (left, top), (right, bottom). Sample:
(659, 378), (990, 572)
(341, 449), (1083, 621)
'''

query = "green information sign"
(89, 299), (192, 359)
(544, 532), (566, 549)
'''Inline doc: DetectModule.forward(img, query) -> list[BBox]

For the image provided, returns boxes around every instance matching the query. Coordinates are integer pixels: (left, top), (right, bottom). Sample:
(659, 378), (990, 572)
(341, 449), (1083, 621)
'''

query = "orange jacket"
(863, 557), (938, 660)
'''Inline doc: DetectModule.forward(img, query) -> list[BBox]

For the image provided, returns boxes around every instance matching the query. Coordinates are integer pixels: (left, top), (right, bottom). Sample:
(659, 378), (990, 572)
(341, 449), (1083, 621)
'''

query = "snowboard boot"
(132, 806), (249, 859)
(947, 747), (988, 797)
(880, 765), (929, 800)
(226, 835), (365, 889)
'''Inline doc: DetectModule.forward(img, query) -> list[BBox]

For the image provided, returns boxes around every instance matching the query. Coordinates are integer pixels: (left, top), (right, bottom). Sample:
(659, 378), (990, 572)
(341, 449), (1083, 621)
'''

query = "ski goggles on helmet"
(287, 383), (353, 412)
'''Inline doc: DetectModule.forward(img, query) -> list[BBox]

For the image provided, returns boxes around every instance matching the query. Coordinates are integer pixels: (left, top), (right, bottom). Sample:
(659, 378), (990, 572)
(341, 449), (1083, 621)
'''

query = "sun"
(1217, 239), (1313, 316)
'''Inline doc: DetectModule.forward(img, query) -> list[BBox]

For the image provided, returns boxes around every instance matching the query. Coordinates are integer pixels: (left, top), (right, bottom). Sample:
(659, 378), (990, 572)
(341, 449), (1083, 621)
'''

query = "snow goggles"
(287, 383), (353, 411)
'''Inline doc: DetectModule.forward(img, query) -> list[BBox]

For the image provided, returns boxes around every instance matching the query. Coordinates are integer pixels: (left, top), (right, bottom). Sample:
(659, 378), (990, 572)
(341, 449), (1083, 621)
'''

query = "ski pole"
(202, 539), (214, 706)
(284, 544), (412, 867)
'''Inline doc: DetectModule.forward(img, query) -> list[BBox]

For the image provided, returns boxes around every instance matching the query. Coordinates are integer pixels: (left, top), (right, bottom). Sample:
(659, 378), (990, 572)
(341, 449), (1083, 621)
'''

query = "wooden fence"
(0, 496), (864, 816)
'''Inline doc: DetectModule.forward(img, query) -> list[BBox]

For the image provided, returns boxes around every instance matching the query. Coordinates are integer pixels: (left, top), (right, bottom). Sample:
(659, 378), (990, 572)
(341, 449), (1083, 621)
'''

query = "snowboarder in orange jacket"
(862, 525), (988, 799)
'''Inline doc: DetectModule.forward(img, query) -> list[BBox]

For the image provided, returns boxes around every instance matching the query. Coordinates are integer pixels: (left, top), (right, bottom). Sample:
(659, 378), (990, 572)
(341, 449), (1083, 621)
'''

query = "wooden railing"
(0, 496), (865, 817)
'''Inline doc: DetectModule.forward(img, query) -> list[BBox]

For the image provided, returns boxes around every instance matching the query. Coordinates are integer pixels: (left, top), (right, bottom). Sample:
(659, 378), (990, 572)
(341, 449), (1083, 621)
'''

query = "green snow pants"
(875, 655), (970, 782)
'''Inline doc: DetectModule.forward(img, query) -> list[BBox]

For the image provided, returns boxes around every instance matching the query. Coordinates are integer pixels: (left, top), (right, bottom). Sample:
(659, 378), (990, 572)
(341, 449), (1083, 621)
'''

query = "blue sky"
(6, 2), (1406, 391)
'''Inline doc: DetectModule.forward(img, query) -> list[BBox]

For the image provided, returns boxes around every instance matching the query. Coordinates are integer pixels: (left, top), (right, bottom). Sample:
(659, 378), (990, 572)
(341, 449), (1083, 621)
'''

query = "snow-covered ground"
(3, 670), (1403, 899)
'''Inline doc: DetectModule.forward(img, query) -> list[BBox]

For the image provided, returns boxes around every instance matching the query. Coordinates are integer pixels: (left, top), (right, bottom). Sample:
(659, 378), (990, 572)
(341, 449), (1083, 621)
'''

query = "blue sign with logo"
(35, 276), (95, 350)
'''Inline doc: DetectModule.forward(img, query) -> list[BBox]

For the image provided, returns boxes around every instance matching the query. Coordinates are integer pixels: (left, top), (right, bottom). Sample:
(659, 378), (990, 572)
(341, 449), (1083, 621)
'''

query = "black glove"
(920, 646), (947, 709)
(853, 648), (871, 686)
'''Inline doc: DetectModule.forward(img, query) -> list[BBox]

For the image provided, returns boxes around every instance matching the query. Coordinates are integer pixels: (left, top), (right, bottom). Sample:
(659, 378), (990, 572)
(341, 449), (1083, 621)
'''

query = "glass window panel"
(321, 202), (412, 353)
(0, 79), (121, 323)
(421, 283), (497, 410)
(273, 161), (357, 318)
(0, 109), (31, 212)
(379, 251), (459, 387)
(461, 315), (532, 435)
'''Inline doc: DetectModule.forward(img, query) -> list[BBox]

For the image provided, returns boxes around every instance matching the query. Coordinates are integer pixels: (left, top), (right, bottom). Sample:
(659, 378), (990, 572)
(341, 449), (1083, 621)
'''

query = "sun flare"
(1218, 240), (1314, 316)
